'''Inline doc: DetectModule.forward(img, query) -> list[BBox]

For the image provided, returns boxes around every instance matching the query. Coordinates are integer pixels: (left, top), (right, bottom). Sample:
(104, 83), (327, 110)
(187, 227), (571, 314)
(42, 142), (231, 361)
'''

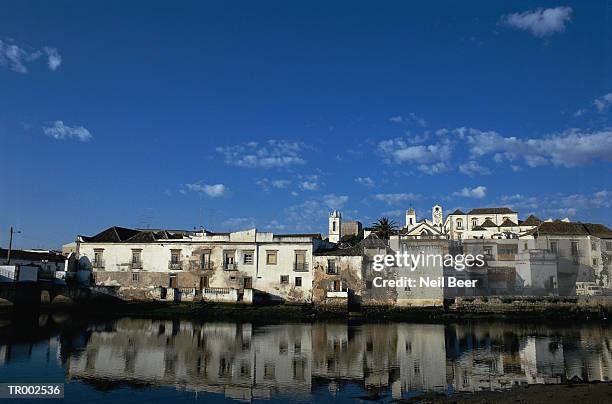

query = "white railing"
(326, 291), (348, 298)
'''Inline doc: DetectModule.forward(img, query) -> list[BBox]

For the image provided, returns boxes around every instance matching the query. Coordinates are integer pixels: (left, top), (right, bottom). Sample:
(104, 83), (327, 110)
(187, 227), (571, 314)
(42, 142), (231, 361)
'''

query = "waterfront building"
(519, 221), (612, 294)
(75, 226), (330, 303)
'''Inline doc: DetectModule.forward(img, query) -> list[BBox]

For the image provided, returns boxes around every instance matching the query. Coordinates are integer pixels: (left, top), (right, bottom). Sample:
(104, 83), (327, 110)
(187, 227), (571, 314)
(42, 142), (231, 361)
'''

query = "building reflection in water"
(1, 318), (611, 401)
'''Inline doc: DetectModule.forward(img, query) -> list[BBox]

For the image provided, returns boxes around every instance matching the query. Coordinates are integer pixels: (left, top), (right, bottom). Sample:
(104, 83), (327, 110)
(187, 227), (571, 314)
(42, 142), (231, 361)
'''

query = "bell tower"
(328, 210), (342, 243)
(405, 208), (416, 229)
(432, 204), (443, 228)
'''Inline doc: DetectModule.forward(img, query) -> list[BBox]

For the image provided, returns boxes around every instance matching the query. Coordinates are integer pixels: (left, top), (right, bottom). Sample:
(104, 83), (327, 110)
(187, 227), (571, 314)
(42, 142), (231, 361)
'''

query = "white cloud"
(42, 121), (92, 142)
(185, 183), (228, 198)
(256, 178), (291, 191)
(373, 193), (421, 205)
(389, 113), (427, 127)
(417, 162), (449, 175)
(459, 161), (491, 176)
(355, 176), (375, 187)
(501, 7), (572, 38)
(323, 194), (349, 209)
(43, 47), (61, 70)
(453, 186), (487, 199)
(300, 180), (319, 191)
(0, 38), (61, 73)
(465, 128), (612, 167)
(496, 190), (611, 219)
(594, 92), (612, 113)
(378, 138), (452, 165)
(216, 140), (306, 168)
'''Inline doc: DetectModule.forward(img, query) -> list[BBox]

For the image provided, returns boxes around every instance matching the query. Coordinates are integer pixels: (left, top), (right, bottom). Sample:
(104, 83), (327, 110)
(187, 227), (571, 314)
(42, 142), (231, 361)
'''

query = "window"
(201, 250), (211, 269)
(93, 250), (104, 268)
(593, 258), (598, 266)
(224, 251), (236, 270)
(550, 242), (558, 254)
(332, 221), (337, 232)
(607, 241), (612, 251)
(294, 251), (306, 271)
(266, 251), (277, 265)
(132, 273), (139, 282)
(471, 218), (478, 228)
(327, 259), (337, 274)
(571, 242), (579, 256)
(280, 275), (289, 284)
(243, 251), (254, 265)
(295, 277), (302, 287)
(131, 250), (142, 268)
(483, 246), (493, 258)
(456, 219), (463, 229)
(591, 241), (597, 251)
(169, 249), (181, 270)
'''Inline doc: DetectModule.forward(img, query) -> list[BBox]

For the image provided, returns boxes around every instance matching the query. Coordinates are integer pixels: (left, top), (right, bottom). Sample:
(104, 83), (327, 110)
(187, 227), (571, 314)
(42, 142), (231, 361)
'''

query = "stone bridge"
(0, 282), (120, 310)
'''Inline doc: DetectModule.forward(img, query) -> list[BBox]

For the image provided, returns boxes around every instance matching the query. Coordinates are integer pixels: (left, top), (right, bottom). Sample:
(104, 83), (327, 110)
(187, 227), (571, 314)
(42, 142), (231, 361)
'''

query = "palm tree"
(371, 217), (398, 239)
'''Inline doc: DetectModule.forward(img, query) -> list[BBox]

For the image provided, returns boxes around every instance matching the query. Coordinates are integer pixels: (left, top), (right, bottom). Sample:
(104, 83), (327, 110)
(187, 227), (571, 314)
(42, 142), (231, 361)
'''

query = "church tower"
(432, 204), (443, 228)
(405, 208), (416, 229)
(328, 210), (342, 243)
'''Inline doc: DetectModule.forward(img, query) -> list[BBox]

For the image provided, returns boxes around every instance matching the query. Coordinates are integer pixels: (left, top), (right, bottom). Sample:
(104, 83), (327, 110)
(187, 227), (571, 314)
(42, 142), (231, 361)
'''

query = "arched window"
(472, 218), (478, 228)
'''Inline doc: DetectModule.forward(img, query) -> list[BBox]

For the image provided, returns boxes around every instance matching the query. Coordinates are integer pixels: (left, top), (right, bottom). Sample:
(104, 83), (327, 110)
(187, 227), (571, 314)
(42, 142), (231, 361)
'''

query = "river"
(0, 315), (610, 402)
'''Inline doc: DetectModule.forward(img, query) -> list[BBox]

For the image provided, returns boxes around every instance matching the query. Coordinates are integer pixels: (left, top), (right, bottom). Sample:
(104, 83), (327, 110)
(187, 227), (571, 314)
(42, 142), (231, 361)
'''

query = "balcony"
(168, 261), (182, 270)
(483, 254), (495, 261)
(92, 259), (105, 269)
(224, 262), (237, 271)
(294, 262), (309, 272)
(131, 261), (143, 269)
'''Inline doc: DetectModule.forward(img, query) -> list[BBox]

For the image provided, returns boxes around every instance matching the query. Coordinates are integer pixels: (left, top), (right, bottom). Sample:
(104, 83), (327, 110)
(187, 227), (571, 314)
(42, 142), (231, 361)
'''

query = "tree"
(371, 217), (398, 239)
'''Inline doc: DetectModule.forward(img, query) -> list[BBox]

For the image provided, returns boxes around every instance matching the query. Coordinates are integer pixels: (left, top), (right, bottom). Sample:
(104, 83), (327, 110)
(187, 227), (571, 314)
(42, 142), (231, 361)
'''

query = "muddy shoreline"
(410, 382), (612, 403)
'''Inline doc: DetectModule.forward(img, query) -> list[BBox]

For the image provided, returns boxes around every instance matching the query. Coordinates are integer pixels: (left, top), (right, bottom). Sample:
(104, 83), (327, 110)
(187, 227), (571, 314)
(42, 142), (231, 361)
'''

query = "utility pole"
(6, 226), (21, 265)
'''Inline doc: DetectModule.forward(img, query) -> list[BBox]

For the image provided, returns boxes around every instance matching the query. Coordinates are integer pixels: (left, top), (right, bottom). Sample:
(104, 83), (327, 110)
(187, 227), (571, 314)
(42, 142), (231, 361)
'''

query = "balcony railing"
(497, 253), (516, 261)
(483, 254), (495, 261)
(294, 262), (309, 272)
(224, 262), (237, 271)
(200, 262), (213, 270)
(327, 291), (348, 298)
(168, 261), (182, 270)
(92, 259), (105, 269)
(131, 261), (143, 269)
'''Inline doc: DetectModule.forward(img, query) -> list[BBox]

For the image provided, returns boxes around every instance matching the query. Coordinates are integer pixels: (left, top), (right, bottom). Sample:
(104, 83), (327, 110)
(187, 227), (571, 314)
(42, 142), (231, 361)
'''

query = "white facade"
(77, 227), (330, 303)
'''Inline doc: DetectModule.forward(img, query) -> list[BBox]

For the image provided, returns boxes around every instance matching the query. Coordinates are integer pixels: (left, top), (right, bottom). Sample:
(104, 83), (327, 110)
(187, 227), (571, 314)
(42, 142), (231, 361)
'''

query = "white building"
(75, 226), (331, 303)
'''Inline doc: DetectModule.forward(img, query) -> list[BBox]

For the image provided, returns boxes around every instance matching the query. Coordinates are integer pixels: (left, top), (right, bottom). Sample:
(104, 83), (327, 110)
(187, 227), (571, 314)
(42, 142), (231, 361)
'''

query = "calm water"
(0, 315), (611, 403)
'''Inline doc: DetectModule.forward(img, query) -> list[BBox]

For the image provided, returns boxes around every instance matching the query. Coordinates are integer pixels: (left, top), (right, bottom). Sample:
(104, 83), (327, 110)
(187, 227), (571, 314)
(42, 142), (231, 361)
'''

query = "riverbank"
(1, 297), (607, 323)
(414, 382), (612, 403)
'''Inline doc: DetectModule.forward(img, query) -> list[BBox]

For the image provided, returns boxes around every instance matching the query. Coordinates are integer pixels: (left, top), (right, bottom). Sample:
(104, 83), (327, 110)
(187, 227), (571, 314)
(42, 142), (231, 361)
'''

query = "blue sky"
(1, 1), (611, 249)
